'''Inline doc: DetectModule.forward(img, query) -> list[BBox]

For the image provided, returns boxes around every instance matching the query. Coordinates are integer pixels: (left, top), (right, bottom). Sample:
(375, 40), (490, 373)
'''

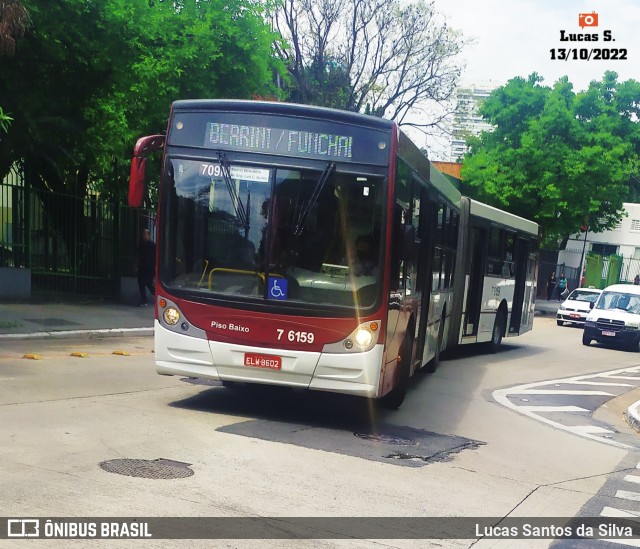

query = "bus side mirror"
(128, 156), (147, 208)
(128, 134), (165, 208)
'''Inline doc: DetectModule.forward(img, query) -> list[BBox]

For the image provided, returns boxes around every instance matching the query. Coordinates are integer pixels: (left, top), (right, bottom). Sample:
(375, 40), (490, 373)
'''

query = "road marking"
(70, 352), (88, 358)
(511, 389), (615, 396)
(615, 491), (640, 502)
(518, 406), (589, 413)
(601, 506), (640, 518)
(624, 475), (640, 485)
(562, 381), (635, 387)
(570, 425), (616, 435)
(22, 354), (42, 360)
(493, 364), (640, 449)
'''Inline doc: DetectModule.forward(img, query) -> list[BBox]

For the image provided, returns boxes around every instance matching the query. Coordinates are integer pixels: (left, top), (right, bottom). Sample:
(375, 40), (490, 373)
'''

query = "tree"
(0, 0), (28, 133)
(461, 72), (639, 246)
(271, 0), (465, 129)
(0, 0), (28, 55)
(0, 0), (284, 196)
(0, 0), (284, 265)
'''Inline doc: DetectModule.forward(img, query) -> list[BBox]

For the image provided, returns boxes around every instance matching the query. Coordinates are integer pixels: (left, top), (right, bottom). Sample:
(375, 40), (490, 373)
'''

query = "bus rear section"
(451, 198), (539, 349)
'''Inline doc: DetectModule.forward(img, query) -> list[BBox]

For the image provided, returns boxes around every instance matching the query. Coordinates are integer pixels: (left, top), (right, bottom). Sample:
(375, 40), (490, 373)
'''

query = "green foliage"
(0, 106), (11, 133)
(0, 0), (285, 200)
(462, 72), (640, 246)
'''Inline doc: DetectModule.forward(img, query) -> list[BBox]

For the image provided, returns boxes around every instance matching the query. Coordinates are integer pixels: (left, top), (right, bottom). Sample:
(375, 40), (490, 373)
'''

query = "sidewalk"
(0, 298), (154, 340)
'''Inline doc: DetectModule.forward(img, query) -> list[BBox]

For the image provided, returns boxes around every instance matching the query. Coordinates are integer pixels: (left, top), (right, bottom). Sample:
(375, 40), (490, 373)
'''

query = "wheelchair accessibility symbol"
(268, 277), (288, 300)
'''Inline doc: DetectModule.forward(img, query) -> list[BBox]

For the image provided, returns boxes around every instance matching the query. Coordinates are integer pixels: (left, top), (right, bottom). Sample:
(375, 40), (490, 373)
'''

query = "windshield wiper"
(217, 151), (249, 230)
(294, 162), (335, 237)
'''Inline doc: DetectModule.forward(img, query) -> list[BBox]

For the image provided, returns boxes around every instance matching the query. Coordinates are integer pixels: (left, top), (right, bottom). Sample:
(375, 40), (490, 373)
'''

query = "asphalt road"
(1, 316), (640, 548)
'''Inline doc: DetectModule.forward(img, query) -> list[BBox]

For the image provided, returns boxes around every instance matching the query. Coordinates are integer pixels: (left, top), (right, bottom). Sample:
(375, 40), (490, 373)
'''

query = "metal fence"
(538, 255), (640, 299)
(0, 163), (154, 298)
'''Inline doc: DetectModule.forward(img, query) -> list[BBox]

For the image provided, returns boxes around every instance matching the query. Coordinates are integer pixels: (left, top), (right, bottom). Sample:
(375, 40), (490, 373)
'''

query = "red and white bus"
(129, 100), (538, 408)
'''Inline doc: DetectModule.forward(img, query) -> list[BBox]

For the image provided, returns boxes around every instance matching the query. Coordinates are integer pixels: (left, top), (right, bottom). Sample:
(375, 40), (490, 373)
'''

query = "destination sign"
(167, 111), (390, 166)
(206, 123), (353, 160)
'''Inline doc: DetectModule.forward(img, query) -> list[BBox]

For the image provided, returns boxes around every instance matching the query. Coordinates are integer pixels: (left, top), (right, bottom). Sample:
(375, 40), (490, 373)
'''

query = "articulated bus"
(129, 100), (538, 408)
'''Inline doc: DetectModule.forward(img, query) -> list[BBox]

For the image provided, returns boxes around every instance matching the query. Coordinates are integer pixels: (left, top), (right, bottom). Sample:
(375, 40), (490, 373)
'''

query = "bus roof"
(430, 162), (462, 206)
(171, 99), (394, 132)
(468, 198), (539, 236)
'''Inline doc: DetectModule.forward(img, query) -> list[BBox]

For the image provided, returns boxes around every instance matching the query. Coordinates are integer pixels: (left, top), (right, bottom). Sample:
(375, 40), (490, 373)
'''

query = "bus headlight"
(163, 307), (181, 325)
(323, 320), (381, 353)
(355, 328), (373, 347)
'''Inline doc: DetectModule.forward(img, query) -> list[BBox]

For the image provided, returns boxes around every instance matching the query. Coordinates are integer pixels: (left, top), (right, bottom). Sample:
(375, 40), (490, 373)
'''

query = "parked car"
(583, 284), (640, 351)
(557, 287), (602, 327)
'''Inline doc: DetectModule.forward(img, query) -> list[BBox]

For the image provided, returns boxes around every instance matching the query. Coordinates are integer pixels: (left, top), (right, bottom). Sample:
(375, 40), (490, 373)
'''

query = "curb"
(625, 399), (640, 433)
(0, 327), (154, 341)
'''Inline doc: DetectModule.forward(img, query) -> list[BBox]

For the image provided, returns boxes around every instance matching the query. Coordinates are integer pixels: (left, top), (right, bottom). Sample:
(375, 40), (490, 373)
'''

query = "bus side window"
(487, 226), (502, 275)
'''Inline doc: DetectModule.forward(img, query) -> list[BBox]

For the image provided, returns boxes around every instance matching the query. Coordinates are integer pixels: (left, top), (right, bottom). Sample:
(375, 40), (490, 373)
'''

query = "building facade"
(558, 202), (640, 283)
(449, 82), (498, 162)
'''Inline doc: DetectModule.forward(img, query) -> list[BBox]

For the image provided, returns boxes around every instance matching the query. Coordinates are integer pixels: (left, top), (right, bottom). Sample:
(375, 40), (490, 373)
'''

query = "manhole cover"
(354, 433), (417, 446)
(99, 458), (194, 479)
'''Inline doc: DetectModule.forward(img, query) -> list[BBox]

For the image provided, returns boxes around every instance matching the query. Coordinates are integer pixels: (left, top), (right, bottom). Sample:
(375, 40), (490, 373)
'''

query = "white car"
(583, 284), (640, 351)
(557, 287), (603, 326)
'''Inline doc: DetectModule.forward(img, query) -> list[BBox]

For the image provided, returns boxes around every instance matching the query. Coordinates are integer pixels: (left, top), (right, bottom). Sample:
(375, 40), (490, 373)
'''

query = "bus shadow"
(170, 380), (389, 432)
(440, 341), (548, 362)
(169, 379), (485, 467)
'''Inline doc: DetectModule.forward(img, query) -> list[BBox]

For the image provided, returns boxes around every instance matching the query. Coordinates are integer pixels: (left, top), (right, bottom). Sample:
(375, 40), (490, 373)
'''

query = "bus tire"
(381, 336), (412, 410)
(487, 309), (505, 354)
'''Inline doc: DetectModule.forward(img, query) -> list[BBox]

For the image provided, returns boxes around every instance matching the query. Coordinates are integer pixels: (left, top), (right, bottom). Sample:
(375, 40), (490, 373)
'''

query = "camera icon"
(578, 12), (598, 28)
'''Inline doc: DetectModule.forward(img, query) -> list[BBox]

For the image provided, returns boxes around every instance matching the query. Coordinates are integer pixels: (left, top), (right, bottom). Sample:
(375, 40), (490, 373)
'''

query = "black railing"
(1, 163), (154, 297)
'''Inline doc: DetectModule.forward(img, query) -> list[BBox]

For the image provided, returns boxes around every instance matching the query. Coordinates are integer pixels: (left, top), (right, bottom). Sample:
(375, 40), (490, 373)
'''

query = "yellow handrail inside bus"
(207, 268), (284, 290)
(197, 259), (209, 288)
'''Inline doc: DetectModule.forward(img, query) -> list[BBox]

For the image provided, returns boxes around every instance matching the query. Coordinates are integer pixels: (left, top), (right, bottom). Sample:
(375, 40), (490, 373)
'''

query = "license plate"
(602, 330), (616, 337)
(570, 314), (581, 319)
(244, 353), (282, 370)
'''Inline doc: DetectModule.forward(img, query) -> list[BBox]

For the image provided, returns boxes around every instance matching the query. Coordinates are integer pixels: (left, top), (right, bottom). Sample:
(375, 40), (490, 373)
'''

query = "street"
(2, 315), (640, 548)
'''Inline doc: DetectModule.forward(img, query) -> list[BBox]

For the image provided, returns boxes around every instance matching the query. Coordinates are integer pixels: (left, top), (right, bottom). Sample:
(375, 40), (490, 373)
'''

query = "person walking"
(557, 272), (568, 301)
(136, 228), (156, 306)
(546, 271), (557, 301)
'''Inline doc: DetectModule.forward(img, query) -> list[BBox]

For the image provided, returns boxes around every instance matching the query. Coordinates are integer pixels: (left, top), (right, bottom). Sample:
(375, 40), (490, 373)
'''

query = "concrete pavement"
(1, 294), (640, 437)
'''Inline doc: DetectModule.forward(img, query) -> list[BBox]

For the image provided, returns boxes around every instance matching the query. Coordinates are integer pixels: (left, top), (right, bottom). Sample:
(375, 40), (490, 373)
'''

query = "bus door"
(415, 187), (438, 367)
(463, 226), (486, 336)
(509, 237), (530, 334)
(416, 193), (438, 365)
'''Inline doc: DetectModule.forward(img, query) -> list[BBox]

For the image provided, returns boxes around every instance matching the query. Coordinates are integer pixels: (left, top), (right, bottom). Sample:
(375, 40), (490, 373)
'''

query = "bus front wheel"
(381, 336), (412, 409)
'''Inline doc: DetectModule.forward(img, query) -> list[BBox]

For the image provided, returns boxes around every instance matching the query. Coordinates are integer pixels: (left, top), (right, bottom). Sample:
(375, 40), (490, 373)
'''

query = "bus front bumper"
(154, 321), (383, 398)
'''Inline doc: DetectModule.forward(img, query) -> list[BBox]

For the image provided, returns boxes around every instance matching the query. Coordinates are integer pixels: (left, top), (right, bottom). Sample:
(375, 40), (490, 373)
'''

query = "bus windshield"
(160, 156), (385, 310)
